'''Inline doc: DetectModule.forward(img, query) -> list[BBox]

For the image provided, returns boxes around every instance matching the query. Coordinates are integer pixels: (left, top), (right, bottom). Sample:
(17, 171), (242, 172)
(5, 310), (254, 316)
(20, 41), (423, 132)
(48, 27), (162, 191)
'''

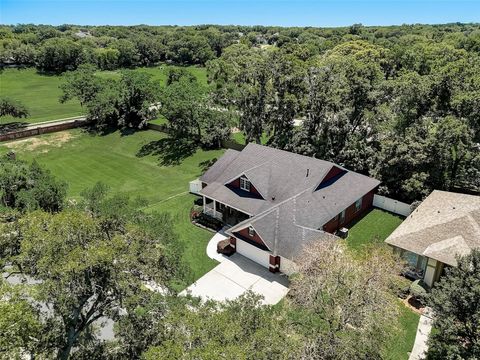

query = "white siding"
(236, 239), (270, 268)
(373, 194), (412, 216)
(189, 179), (203, 194)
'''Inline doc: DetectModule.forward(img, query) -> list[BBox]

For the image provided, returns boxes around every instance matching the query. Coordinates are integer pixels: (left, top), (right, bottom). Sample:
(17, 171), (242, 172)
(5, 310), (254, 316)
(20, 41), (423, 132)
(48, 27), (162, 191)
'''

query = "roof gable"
(202, 143), (381, 257)
(224, 173), (265, 199)
(315, 166), (347, 191)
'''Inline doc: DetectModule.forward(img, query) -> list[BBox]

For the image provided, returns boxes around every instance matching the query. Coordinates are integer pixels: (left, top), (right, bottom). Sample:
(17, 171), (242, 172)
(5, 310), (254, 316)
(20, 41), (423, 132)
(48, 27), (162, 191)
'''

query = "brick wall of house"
(322, 189), (375, 233)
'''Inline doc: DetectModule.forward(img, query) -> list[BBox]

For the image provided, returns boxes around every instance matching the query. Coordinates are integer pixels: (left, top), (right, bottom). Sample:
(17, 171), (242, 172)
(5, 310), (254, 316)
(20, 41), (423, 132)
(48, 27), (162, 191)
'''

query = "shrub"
(409, 279), (428, 304)
(391, 275), (412, 299)
(193, 212), (223, 231)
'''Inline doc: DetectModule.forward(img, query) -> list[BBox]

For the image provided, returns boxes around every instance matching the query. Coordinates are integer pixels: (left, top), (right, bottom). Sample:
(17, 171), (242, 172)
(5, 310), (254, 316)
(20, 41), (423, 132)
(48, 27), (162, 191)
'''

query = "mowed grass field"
(0, 65), (207, 124)
(346, 208), (404, 252)
(0, 129), (222, 287)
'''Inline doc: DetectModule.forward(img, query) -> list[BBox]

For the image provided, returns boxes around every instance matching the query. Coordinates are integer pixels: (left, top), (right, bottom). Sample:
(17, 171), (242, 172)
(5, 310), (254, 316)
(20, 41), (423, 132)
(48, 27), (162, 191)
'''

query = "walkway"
(180, 230), (289, 305)
(409, 308), (434, 360)
(180, 253), (289, 305)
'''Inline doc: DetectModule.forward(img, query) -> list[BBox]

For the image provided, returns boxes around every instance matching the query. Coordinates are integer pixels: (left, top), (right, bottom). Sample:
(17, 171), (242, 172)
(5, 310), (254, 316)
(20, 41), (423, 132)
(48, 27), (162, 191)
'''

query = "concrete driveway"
(181, 253), (289, 305)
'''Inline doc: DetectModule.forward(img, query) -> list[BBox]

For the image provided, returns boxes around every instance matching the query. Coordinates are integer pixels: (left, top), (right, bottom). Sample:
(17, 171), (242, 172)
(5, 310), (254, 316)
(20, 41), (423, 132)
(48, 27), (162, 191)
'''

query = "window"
(240, 176), (251, 192)
(355, 198), (363, 212)
(402, 250), (427, 276)
(340, 209), (346, 223)
(248, 226), (255, 237)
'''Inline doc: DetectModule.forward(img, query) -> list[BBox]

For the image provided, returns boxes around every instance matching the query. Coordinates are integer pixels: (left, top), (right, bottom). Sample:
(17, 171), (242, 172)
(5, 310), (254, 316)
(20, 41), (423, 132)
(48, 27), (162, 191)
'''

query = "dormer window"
(240, 176), (251, 192)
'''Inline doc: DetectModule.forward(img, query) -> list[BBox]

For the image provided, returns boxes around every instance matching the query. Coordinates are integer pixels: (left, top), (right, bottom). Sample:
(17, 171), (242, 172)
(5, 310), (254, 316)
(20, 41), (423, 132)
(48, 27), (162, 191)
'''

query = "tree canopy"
(427, 250), (480, 359)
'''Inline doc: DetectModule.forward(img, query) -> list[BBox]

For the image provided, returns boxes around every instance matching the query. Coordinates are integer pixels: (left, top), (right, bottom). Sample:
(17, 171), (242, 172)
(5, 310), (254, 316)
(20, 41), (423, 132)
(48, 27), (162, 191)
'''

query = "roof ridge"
(389, 212), (478, 242)
(229, 184), (315, 232)
(466, 213), (480, 236)
(245, 142), (337, 166)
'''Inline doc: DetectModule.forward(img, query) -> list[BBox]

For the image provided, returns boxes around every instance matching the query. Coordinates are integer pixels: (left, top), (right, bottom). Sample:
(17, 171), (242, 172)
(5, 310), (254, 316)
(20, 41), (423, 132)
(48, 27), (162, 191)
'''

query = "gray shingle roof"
(200, 143), (380, 260)
(385, 190), (480, 266)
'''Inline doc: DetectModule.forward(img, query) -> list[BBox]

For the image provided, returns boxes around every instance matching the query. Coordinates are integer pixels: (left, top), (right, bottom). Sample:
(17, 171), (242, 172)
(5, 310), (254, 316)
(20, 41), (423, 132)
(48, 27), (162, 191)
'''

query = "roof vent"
(306, 168), (309, 177)
(271, 196), (276, 201)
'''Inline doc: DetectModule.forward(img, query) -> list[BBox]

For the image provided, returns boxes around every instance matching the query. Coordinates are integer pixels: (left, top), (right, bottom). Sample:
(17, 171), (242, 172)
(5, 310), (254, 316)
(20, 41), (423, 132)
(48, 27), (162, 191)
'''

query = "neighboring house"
(385, 190), (480, 287)
(197, 143), (380, 273)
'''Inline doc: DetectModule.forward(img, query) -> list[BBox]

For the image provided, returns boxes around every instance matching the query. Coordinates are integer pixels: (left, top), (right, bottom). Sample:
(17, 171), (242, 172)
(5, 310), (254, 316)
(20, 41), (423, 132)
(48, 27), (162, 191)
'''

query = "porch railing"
(204, 204), (223, 221)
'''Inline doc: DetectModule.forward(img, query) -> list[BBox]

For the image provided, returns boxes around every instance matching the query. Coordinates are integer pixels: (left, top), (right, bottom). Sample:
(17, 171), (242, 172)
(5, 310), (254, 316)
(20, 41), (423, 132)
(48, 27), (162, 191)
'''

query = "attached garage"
(236, 239), (270, 268)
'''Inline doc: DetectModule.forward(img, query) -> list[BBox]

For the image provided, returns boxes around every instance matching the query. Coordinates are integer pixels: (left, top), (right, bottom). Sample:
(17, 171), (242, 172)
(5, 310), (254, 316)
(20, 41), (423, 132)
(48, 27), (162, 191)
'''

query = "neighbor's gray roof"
(200, 143), (380, 260)
(385, 190), (480, 266)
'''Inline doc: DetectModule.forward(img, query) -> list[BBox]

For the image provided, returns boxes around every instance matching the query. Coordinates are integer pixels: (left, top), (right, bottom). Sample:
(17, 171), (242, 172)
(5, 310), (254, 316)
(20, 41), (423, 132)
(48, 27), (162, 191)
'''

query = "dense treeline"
(1, 23), (480, 71)
(2, 23), (479, 201)
(207, 38), (480, 202)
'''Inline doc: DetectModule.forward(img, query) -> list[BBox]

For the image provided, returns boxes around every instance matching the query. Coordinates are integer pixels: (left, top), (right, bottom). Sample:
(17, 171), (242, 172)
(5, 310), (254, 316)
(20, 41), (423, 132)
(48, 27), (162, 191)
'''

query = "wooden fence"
(0, 117), (89, 143)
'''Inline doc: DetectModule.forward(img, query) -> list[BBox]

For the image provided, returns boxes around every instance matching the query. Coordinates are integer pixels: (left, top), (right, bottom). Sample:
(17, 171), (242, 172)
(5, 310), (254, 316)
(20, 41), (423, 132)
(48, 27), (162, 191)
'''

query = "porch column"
(424, 258), (438, 287)
(269, 255), (280, 273)
(213, 199), (216, 217)
(203, 196), (206, 213)
(229, 237), (237, 251)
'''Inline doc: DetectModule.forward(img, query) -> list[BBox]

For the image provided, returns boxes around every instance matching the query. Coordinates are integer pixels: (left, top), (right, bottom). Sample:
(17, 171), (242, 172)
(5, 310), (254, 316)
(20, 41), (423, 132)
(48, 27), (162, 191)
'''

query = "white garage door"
(236, 239), (270, 268)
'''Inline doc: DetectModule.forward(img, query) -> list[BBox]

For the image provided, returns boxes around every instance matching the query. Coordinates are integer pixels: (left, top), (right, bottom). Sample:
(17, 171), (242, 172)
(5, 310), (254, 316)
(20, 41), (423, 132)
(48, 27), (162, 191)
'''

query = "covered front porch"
(203, 196), (249, 226)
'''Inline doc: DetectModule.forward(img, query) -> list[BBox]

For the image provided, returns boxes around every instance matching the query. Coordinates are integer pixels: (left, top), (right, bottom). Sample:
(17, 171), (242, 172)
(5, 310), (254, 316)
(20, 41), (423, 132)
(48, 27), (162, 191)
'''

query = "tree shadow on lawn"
(198, 158), (218, 173)
(136, 137), (197, 166)
(83, 124), (138, 137)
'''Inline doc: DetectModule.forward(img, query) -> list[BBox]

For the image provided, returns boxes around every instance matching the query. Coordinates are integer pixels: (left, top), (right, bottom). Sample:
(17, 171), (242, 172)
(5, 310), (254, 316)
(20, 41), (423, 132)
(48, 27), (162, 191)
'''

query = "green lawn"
(0, 68), (84, 124)
(344, 208), (418, 359)
(0, 65), (207, 124)
(384, 303), (420, 360)
(0, 129), (222, 287)
(231, 131), (269, 145)
(146, 194), (218, 286)
(346, 208), (404, 252)
(149, 115), (168, 126)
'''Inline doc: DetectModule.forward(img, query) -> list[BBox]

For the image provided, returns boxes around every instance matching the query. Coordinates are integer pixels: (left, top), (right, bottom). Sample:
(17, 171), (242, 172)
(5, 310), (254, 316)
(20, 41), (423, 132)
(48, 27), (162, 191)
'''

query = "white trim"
(240, 176), (251, 192)
(231, 224), (272, 252)
(221, 161), (268, 186)
(222, 171), (268, 200)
